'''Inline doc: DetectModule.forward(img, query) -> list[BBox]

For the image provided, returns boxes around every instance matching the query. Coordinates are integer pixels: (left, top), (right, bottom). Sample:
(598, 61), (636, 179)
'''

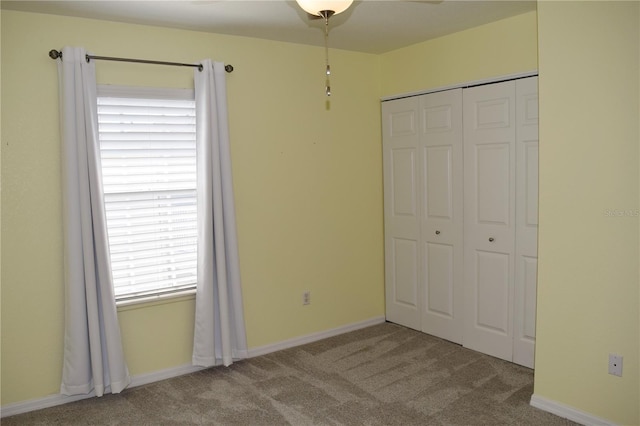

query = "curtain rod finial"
(225, 64), (234, 73)
(49, 49), (62, 60)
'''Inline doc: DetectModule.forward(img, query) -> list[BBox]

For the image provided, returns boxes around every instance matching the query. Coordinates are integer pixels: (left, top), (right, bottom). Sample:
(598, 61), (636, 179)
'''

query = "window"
(97, 86), (197, 302)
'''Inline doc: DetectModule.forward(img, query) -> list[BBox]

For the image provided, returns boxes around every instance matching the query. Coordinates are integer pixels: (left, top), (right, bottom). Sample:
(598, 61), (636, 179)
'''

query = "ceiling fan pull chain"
(324, 15), (331, 96)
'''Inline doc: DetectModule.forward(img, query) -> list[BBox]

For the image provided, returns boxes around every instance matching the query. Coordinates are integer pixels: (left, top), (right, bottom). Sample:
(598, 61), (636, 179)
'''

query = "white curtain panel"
(57, 46), (131, 396)
(193, 60), (248, 367)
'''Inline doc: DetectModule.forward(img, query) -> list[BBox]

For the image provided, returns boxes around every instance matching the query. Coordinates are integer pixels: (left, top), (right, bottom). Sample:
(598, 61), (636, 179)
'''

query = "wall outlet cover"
(608, 354), (623, 377)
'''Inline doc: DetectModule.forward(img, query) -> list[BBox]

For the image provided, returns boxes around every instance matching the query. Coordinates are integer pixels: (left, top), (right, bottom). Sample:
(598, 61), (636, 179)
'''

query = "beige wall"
(535, 2), (639, 425)
(380, 11), (538, 97)
(0, 10), (384, 405)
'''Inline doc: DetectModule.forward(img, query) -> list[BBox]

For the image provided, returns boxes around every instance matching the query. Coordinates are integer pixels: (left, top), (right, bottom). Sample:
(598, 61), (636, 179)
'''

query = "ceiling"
(1, 0), (536, 54)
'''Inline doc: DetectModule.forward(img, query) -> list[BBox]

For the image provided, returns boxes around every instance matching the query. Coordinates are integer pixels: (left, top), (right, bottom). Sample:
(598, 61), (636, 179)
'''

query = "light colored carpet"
(3, 322), (578, 425)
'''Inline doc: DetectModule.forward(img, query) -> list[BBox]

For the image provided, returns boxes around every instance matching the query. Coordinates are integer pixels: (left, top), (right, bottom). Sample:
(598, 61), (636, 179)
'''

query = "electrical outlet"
(608, 354), (623, 377)
(302, 291), (311, 305)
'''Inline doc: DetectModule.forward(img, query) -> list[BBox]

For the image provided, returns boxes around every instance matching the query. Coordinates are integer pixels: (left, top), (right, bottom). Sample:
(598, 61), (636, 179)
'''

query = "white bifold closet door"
(383, 96), (422, 330)
(462, 77), (538, 368)
(382, 89), (464, 343)
(383, 76), (538, 369)
(462, 80), (517, 362)
(513, 77), (539, 368)
(419, 89), (464, 344)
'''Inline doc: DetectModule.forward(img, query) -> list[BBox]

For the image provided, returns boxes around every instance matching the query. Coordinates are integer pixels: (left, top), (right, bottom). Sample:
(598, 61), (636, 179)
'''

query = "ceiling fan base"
(318, 10), (335, 20)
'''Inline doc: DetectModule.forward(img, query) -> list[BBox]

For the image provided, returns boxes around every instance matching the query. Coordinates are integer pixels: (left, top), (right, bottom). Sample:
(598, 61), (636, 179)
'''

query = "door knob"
(435, 230), (441, 235)
(489, 237), (494, 242)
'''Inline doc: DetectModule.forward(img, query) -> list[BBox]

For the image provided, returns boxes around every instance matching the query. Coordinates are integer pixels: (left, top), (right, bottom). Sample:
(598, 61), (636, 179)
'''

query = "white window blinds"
(97, 88), (197, 301)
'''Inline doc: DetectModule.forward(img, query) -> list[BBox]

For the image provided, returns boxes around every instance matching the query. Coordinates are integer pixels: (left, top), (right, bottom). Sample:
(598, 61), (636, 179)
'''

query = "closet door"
(420, 89), (464, 344)
(513, 76), (539, 368)
(463, 81), (516, 362)
(382, 97), (421, 330)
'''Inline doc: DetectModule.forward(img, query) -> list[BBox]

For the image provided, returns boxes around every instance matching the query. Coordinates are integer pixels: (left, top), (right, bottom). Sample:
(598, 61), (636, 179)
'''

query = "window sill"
(116, 288), (197, 312)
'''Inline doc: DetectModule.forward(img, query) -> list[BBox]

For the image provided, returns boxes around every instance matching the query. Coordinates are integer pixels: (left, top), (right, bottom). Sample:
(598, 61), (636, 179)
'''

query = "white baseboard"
(247, 316), (386, 358)
(0, 363), (204, 419)
(530, 394), (617, 426)
(129, 363), (205, 388)
(0, 392), (97, 419)
(1, 316), (386, 418)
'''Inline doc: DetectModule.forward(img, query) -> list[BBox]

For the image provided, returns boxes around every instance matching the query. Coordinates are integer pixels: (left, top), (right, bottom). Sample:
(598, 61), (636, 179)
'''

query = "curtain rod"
(48, 49), (234, 73)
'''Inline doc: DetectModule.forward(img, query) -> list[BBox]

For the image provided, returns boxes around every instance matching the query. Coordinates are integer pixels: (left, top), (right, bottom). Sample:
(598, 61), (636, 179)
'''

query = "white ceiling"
(1, 0), (536, 54)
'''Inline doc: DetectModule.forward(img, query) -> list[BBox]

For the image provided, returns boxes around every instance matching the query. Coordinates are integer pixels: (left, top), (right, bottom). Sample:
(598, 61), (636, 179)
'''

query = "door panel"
(383, 97), (421, 330)
(524, 143), (539, 227)
(425, 146), (453, 219)
(476, 251), (510, 334)
(522, 256), (538, 340)
(391, 149), (417, 217)
(391, 238), (419, 307)
(463, 81), (516, 362)
(420, 89), (463, 344)
(424, 242), (454, 318)
(391, 109), (417, 136)
(475, 98), (511, 129)
(476, 143), (511, 225)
